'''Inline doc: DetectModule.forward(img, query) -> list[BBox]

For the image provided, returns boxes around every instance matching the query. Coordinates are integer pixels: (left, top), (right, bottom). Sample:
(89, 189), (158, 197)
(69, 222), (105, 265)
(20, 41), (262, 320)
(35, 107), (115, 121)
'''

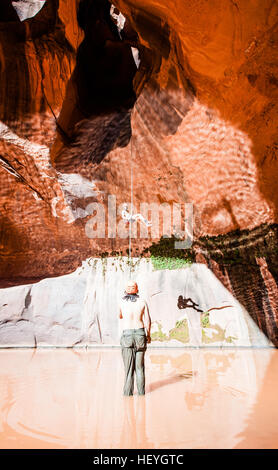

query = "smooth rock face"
(0, 258), (272, 347)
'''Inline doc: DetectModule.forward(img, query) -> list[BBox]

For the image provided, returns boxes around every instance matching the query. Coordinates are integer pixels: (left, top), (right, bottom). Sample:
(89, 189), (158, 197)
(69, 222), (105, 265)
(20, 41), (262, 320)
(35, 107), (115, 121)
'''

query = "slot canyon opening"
(51, 0), (141, 171)
(50, 0), (192, 173)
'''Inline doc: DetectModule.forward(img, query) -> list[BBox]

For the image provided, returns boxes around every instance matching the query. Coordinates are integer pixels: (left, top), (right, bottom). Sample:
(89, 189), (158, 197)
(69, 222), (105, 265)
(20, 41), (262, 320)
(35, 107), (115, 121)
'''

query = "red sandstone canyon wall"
(0, 0), (277, 344)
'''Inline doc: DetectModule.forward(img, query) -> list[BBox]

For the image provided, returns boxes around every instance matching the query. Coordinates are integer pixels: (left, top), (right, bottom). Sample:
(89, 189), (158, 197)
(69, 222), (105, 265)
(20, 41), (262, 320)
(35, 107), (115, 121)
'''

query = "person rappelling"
(121, 203), (152, 227)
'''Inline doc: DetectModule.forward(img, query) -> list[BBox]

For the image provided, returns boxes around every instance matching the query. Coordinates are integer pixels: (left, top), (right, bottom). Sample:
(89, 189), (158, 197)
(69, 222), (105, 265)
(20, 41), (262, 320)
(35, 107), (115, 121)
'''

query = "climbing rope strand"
(128, 119), (133, 277)
(125, 108), (152, 275)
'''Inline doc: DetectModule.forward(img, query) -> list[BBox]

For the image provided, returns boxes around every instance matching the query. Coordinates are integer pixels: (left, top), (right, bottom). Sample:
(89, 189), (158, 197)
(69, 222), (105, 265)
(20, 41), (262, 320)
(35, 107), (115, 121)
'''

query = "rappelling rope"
(127, 107), (152, 276)
(128, 113), (134, 278)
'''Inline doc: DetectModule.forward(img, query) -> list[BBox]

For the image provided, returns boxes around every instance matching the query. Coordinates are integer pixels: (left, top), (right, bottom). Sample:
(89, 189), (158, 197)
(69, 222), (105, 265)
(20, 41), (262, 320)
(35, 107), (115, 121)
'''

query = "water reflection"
(0, 348), (277, 448)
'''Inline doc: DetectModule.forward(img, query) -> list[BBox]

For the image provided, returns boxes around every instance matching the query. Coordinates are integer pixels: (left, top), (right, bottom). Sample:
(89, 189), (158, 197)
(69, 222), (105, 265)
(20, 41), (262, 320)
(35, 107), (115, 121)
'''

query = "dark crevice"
(53, 0), (140, 172)
(76, 0), (137, 115)
(51, 0), (196, 174)
(0, 0), (20, 22)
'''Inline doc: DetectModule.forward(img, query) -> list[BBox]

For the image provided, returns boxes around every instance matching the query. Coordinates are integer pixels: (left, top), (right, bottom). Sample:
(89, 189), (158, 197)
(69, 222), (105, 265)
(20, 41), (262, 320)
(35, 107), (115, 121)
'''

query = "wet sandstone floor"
(0, 348), (278, 449)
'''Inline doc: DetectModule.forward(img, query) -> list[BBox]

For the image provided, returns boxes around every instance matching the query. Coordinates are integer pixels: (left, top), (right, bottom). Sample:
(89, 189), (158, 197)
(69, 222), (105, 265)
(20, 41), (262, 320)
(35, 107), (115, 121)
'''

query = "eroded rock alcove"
(0, 0), (277, 346)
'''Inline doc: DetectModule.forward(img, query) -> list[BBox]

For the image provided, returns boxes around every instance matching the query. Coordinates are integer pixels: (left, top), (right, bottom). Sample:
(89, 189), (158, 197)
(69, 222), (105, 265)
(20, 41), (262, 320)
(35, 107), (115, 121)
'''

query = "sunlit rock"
(0, 258), (273, 347)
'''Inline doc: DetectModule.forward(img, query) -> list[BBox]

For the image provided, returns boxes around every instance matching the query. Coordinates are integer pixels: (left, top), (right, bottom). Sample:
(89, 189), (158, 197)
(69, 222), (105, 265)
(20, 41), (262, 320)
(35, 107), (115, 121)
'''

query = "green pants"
(120, 328), (147, 396)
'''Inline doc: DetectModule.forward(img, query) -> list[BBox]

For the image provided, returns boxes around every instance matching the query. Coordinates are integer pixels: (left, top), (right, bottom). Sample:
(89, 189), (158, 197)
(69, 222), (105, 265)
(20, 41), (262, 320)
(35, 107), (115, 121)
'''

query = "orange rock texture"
(0, 0), (277, 342)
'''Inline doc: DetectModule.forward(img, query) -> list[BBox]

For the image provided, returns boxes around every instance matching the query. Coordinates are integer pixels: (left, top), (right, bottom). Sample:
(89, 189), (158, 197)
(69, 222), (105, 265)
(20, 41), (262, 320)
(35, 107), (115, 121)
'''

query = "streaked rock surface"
(0, 258), (273, 347)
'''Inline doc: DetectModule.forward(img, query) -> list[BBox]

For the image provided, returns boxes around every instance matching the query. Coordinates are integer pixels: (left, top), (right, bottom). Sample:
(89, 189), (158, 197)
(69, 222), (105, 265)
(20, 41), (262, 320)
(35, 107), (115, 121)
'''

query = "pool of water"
(0, 348), (278, 448)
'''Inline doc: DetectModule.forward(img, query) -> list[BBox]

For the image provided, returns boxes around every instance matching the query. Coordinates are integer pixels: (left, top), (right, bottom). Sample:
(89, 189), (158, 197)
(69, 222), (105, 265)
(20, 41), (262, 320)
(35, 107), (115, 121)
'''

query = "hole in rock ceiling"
(11, 0), (46, 22)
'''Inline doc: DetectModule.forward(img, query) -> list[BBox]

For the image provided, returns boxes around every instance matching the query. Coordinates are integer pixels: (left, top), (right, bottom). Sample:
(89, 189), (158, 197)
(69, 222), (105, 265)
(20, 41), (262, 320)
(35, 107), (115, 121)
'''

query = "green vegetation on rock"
(87, 223), (278, 272)
(169, 319), (189, 343)
(201, 311), (210, 328)
(143, 235), (195, 271)
(144, 223), (278, 269)
(151, 318), (189, 344)
(151, 256), (192, 271)
(151, 323), (168, 342)
(201, 311), (237, 344)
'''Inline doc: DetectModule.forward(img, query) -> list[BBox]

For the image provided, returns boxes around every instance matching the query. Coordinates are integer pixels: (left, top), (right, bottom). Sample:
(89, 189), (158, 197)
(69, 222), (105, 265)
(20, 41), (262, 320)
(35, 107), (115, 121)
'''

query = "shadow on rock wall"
(145, 224), (278, 346)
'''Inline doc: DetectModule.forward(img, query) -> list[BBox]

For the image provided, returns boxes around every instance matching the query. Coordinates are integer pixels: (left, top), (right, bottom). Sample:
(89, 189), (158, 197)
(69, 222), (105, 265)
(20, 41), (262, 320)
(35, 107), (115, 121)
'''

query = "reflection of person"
(120, 393), (153, 448)
(121, 204), (152, 227)
(119, 281), (151, 395)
